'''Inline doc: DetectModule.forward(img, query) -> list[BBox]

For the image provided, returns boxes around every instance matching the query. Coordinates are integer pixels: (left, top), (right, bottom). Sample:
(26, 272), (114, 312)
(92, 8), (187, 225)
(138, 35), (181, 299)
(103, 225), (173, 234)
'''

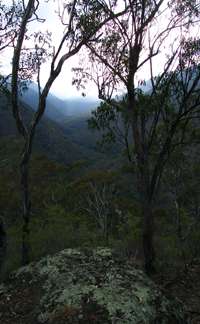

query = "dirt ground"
(153, 261), (200, 324)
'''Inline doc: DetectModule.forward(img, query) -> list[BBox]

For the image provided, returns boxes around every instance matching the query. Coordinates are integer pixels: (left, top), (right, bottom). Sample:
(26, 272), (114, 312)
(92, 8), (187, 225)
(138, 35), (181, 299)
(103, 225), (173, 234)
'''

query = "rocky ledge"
(0, 248), (187, 323)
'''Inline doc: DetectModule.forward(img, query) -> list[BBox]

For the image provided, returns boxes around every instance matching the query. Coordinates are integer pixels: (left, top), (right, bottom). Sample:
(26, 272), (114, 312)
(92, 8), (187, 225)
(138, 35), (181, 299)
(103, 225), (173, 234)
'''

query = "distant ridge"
(0, 90), (88, 163)
(20, 82), (99, 123)
(0, 90), (115, 166)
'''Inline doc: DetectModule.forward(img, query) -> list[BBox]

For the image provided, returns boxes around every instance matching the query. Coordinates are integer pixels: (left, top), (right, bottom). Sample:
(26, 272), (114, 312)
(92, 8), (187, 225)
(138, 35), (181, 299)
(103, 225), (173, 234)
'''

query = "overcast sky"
(1, 0), (97, 99)
(1, 0), (200, 99)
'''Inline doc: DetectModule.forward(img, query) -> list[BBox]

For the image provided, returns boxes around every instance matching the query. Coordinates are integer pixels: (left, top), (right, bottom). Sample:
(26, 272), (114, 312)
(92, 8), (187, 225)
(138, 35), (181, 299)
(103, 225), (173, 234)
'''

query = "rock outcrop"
(0, 248), (187, 323)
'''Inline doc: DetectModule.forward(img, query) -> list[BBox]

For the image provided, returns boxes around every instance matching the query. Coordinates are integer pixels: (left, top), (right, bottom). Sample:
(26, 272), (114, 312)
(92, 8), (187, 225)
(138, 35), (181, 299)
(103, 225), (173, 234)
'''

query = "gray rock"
(2, 248), (187, 323)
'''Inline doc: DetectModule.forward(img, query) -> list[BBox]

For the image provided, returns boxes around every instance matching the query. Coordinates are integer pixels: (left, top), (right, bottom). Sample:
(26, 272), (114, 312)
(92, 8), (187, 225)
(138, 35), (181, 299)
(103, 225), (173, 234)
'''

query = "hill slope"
(20, 83), (99, 122)
(0, 91), (99, 164)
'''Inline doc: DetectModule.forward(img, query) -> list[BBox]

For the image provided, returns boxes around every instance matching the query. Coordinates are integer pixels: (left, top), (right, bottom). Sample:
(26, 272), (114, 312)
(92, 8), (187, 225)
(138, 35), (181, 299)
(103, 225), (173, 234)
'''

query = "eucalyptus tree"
(163, 148), (200, 268)
(0, 216), (6, 274)
(74, 0), (200, 273)
(88, 96), (133, 161)
(0, 0), (22, 51)
(83, 180), (117, 243)
(0, 0), (23, 89)
(8, 0), (128, 265)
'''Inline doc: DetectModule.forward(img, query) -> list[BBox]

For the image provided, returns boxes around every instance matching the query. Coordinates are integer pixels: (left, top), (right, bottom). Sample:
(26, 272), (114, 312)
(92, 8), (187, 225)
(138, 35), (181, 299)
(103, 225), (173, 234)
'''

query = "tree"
(0, 0), (22, 51)
(4, 0), (128, 265)
(0, 0), (23, 89)
(82, 179), (117, 243)
(74, 0), (200, 273)
(162, 145), (200, 268)
(0, 216), (7, 274)
(88, 97), (133, 161)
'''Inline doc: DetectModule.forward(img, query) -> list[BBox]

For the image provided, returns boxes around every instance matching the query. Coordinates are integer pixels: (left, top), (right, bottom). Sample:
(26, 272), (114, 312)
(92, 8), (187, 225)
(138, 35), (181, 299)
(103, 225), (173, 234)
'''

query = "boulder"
(0, 248), (187, 323)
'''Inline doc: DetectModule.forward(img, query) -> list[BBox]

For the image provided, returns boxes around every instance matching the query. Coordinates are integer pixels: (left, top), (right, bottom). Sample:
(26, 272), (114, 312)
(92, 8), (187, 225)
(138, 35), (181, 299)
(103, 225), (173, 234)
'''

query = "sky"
(1, 0), (200, 99)
(1, 0), (97, 99)
(31, 0), (95, 98)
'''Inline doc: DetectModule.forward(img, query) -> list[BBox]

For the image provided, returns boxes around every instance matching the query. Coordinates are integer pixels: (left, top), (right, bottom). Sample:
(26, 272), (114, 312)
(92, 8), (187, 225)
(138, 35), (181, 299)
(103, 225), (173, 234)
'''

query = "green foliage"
(88, 98), (130, 151)
(29, 208), (98, 260)
(0, 83), (199, 278)
(174, 0), (200, 19)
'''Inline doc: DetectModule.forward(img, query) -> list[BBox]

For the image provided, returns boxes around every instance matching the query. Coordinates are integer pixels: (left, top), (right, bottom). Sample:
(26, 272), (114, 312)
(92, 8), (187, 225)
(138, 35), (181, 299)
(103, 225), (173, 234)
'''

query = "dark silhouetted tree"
(74, 0), (200, 273)
(8, 0), (128, 264)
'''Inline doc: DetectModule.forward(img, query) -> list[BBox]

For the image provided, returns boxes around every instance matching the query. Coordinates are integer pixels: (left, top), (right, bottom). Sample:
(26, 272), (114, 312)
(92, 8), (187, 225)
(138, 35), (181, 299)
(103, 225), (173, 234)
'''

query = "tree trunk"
(127, 64), (156, 274)
(0, 217), (7, 274)
(137, 147), (156, 274)
(142, 200), (155, 275)
(20, 152), (31, 266)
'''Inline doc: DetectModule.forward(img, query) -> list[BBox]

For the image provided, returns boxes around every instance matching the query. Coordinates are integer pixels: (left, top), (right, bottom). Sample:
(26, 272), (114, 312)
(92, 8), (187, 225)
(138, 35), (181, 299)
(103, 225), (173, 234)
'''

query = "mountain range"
(0, 85), (118, 167)
(20, 82), (99, 123)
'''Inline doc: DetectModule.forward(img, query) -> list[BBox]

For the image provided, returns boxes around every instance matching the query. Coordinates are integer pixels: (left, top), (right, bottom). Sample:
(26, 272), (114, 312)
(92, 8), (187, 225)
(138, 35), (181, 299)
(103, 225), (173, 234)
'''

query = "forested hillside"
(20, 82), (99, 121)
(1, 0), (200, 322)
(0, 89), (121, 166)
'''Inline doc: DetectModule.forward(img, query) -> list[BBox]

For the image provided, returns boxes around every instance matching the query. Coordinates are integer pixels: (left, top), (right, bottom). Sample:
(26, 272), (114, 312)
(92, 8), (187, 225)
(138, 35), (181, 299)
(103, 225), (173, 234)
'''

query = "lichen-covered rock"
(0, 248), (187, 323)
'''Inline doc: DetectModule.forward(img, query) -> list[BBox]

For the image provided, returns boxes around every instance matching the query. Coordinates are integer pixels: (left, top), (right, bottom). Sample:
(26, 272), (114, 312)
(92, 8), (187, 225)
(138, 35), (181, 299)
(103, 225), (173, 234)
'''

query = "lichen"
(37, 311), (50, 323)
(0, 283), (7, 295)
(7, 248), (186, 323)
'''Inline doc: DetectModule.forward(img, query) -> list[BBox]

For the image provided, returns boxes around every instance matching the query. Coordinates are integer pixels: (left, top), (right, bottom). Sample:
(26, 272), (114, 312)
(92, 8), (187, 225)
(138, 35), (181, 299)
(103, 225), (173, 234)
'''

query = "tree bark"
(20, 145), (31, 265)
(10, 0), (35, 265)
(0, 217), (7, 274)
(142, 200), (155, 274)
(137, 153), (156, 274)
(127, 66), (156, 274)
